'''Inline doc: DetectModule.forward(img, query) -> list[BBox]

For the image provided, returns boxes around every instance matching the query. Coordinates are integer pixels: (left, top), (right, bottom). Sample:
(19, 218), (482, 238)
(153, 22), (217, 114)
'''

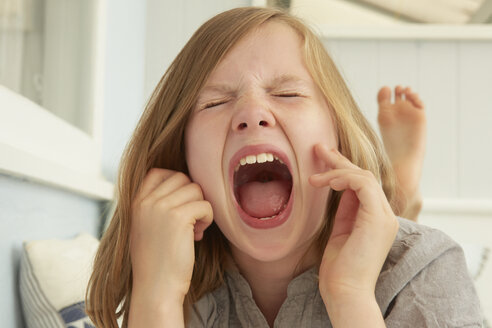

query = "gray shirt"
(189, 218), (483, 327)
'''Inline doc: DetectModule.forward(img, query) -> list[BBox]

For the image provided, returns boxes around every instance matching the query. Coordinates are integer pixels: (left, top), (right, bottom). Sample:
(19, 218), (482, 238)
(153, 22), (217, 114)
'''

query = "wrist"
(132, 272), (189, 302)
(132, 281), (186, 308)
(129, 288), (185, 328)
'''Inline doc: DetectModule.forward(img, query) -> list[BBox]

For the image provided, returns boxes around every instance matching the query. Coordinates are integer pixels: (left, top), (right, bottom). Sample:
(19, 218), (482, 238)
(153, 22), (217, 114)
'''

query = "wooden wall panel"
(325, 40), (380, 130)
(377, 41), (418, 91)
(324, 38), (491, 200)
(458, 42), (492, 198)
(417, 42), (459, 198)
(144, 0), (250, 98)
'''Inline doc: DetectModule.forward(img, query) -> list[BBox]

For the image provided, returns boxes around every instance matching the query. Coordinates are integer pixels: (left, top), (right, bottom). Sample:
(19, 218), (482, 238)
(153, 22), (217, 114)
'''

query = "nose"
(231, 94), (276, 132)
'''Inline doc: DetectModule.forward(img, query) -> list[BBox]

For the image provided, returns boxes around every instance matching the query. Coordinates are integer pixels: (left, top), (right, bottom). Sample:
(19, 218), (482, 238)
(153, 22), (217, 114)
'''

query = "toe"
(395, 85), (403, 101)
(377, 86), (392, 106)
(406, 91), (425, 110)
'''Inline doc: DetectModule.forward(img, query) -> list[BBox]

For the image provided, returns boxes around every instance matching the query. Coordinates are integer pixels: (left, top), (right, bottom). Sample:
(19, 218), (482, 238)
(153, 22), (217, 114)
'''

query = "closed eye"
(274, 92), (302, 98)
(203, 99), (228, 109)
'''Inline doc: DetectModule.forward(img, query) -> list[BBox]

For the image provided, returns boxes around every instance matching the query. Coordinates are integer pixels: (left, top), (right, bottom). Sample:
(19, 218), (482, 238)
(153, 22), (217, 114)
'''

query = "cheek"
(291, 111), (337, 174)
(308, 109), (337, 146)
(185, 117), (226, 195)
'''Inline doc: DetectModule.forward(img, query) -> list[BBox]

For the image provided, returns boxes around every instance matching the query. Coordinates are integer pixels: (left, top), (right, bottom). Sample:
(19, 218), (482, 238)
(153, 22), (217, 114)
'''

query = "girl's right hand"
(129, 168), (213, 306)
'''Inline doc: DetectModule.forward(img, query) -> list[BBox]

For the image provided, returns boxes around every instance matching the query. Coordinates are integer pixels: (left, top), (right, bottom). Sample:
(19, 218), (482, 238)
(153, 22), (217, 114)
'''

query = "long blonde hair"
(86, 7), (396, 327)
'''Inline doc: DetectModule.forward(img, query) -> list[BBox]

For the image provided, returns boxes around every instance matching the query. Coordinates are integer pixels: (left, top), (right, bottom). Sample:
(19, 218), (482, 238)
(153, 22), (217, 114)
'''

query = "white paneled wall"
(324, 39), (492, 199)
(458, 42), (492, 198)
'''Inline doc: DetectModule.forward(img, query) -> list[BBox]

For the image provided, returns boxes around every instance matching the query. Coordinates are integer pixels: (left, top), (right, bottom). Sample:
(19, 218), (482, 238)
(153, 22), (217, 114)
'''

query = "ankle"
(399, 192), (423, 222)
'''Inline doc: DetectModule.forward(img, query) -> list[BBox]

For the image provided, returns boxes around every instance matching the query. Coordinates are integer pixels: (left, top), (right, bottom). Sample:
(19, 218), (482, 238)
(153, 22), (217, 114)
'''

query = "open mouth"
(231, 147), (293, 228)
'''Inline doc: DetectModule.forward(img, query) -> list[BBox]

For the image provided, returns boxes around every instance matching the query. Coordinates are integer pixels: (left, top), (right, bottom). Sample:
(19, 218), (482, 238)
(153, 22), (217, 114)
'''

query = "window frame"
(0, 0), (113, 200)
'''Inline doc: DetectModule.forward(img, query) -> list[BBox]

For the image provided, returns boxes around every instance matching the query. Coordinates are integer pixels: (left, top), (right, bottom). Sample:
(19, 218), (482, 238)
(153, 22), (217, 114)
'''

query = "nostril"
(236, 120), (269, 130)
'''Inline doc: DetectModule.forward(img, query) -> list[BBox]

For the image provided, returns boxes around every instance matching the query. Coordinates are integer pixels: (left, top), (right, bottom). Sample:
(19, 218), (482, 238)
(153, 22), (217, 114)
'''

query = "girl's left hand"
(309, 144), (399, 306)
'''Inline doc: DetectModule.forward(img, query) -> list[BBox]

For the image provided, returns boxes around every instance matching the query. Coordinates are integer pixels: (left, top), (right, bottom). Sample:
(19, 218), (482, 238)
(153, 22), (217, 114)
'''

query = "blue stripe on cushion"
(20, 248), (64, 327)
(67, 323), (95, 328)
(60, 302), (87, 323)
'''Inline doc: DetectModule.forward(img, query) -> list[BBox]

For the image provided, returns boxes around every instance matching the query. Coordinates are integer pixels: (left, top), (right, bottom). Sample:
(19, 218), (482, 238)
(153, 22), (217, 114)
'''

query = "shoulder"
(376, 217), (482, 326)
(386, 217), (460, 270)
(376, 217), (459, 304)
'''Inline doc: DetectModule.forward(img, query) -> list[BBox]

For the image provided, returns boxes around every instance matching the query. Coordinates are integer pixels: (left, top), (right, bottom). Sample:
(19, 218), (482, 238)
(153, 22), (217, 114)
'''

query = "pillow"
(19, 233), (99, 328)
(461, 242), (490, 280)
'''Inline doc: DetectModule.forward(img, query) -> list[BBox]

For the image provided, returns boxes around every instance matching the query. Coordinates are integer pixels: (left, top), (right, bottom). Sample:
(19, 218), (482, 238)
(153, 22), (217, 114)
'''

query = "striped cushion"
(19, 234), (98, 328)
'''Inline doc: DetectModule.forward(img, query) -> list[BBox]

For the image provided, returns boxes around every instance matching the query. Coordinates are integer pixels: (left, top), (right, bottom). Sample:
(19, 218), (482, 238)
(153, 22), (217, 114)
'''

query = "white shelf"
(0, 142), (114, 200)
(318, 24), (492, 40)
(0, 86), (114, 200)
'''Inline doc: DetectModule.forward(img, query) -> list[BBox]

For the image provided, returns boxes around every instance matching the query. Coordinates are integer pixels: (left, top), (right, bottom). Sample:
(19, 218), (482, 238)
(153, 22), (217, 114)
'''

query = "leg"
(377, 86), (426, 221)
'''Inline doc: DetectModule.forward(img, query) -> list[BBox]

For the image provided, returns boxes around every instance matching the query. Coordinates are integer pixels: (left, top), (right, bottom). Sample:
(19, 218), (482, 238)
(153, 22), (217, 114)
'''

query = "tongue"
(237, 180), (291, 218)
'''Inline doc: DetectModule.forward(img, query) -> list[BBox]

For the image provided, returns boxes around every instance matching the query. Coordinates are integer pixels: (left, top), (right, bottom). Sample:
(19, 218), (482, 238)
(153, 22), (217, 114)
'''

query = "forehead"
(206, 21), (309, 82)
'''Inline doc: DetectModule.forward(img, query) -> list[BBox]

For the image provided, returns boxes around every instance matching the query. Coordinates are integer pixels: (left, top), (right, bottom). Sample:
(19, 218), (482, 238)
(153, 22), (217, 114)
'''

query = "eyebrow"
(199, 74), (308, 97)
(200, 84), (235, 95)
(268, 74), (306, 88)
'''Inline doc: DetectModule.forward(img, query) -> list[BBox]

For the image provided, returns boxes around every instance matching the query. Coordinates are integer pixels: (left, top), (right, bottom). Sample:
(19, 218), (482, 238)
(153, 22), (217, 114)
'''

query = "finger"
(330, 189), (359, 240)
(154, 182), (204, 210)
(313, 144), (359, 171)
(327, 171), (387, 216)
(146, 172), (194, 203)
(136, 168), (179, 201)
(311, 166), (385, 214)
(310, 168), (367, 188)
(394, 85), (403, 101)
(175, 201), (213, 241)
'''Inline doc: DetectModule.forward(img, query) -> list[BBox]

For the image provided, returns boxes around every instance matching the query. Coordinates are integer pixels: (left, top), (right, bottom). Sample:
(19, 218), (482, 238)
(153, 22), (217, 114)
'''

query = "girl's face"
(185, 22), (337, 263)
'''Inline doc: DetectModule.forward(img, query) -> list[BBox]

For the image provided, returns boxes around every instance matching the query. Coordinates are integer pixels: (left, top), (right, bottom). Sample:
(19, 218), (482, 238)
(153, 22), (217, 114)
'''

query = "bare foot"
(377, 86), (426, 221)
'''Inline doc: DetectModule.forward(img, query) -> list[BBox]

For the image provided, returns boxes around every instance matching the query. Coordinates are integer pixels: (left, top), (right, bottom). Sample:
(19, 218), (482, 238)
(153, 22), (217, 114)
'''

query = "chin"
(231, 235), (299, 262)
(218, 204), (320, 264)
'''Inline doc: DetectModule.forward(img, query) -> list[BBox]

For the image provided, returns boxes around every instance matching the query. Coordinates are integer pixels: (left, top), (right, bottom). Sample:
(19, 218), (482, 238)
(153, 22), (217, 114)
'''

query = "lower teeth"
(259, 215), (277, 221)
(257, 203), (287, 221)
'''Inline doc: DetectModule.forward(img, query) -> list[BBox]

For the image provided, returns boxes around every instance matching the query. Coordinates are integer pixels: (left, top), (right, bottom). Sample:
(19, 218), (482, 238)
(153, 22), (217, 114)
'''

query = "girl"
(86, 7), (481, 327)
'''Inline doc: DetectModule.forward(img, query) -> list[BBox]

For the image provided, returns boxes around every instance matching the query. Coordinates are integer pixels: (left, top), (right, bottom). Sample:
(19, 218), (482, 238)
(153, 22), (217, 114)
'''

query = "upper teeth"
(235, 153), (283, 171)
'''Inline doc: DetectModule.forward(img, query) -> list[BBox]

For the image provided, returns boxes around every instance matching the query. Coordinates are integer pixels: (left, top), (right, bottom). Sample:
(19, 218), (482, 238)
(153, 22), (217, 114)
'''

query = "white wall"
(102, 0), (147, 182)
